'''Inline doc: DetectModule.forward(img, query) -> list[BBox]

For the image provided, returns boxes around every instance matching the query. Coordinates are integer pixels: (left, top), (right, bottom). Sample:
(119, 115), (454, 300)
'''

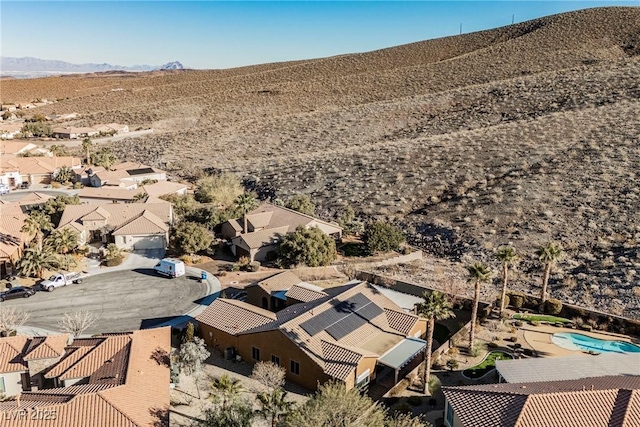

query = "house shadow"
(132, 268), (159, 277)
(193, 291), (221, 306)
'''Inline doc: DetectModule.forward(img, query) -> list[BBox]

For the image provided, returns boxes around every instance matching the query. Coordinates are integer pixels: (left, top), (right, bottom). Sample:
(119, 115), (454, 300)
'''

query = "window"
(356, 369), (370, 390)
(271, 355), (280, 365)
(0, 377), (5, 393)
(290, 360), (300, 375)
(445, 402), (454, 427)
(252, 347), (261, 361)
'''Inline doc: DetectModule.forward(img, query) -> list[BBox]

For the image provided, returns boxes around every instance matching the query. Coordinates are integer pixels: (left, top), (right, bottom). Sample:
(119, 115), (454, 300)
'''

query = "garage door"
(132, 235), (165, 250)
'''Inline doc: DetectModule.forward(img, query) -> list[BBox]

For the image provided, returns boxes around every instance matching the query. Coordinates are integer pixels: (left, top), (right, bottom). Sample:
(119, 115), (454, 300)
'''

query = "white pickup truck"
(39, 272), (87, 292)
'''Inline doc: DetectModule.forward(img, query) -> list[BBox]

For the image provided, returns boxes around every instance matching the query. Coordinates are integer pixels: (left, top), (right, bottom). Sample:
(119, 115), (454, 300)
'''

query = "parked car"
(0, 286), (35, 301)
(38, 272), (87, 292)
(19, 182), (30, 189)
(0, 184), (9, 195)
(154, 258), (186, 278)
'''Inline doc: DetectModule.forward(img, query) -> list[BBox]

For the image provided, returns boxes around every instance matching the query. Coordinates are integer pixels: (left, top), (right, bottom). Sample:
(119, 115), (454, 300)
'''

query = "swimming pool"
(552, 332), (640, 354)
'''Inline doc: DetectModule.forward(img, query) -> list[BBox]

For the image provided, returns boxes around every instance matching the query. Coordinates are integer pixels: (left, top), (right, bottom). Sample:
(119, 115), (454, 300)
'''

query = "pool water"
(552, 332), (640, 354)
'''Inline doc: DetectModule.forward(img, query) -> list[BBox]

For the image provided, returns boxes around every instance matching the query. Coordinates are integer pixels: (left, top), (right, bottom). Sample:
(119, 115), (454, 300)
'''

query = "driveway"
(86, 249), (166, 275)
(6, 268), (220, 335)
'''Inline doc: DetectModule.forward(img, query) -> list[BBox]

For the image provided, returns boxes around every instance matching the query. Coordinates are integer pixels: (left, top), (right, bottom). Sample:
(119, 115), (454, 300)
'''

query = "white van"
(153, 258), (186, 278)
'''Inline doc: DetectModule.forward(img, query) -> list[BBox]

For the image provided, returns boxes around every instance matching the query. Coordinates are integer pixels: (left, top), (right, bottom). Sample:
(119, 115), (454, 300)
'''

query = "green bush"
(530, 321), (540, 327)
(277, 226), (336, 267)
(285, 194), (315, 216)
(510, 294), (524, 308)
(545, 298), (563, 315)
(496, 294), (510, 308)
(446, 359), (459, 371)
(487, 341), (499, 348)
(362, 221), (405, 254)
(513, 320), (523, 327)
(407, 396), (422, 406)
(248, 261), (260, 272)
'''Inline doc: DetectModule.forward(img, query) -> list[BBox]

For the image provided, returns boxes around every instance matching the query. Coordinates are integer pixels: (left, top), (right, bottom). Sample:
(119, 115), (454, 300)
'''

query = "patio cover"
(378, 337), (427, 370)
(272, 290), (288, 300)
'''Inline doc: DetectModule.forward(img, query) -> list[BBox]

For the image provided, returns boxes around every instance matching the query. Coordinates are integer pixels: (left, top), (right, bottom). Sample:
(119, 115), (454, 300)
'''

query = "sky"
(1, 1), (638, 69)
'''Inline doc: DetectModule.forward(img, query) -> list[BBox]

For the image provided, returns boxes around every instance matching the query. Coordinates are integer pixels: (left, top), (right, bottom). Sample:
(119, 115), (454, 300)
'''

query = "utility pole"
(512, 14), (515, 24)
(460, 23), (463, 35)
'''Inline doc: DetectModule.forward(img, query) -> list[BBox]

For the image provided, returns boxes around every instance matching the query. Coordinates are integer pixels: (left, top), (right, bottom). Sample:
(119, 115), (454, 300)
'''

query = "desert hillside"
(3, 7), (640, 317)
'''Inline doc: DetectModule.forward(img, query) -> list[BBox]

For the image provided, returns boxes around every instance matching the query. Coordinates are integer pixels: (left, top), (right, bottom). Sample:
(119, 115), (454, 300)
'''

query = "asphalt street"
(3, 269), (210, 335)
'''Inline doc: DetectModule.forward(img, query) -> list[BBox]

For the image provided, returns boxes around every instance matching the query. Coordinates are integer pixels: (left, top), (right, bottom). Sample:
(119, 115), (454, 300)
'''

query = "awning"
(377, 337), (427, 370)
(272, 290), (288, 301)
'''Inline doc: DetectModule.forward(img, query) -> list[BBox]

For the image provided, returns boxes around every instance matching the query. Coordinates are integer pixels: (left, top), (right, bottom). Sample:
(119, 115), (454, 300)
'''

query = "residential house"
(0, 156), (81, 186)
(52, 127), (99, 139)
(0, 124), (23, 140)
(0, 203), (28, 278)
(0, 141), (39, 156)
(89, 162), (167, 188)
(0, 328), (170, 427)
(246, 270), (328, 311)
(442, 376), (640, 427)
(57, 203), (173, 250)
(197, 280), (427, 391)
(92, 123), (129, 134)
(78, 181), (187, 204)
(221, 203), (343, 262)
(495, 353), (640, 384)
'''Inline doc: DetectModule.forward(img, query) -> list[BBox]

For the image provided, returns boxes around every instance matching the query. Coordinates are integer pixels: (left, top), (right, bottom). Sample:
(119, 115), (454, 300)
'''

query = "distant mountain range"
(0, 57), (185, 78)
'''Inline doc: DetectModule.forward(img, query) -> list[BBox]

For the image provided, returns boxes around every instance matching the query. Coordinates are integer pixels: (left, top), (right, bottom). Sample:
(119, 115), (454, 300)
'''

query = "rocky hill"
(3, 7), (640, 317)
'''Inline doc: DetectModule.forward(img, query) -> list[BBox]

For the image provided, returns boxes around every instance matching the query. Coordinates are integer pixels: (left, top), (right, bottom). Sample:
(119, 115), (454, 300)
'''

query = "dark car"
(0, 286), (35, 301)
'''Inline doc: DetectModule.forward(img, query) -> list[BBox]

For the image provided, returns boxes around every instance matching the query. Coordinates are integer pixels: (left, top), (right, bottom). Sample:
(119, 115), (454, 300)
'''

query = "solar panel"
(299, 293), (384, 338)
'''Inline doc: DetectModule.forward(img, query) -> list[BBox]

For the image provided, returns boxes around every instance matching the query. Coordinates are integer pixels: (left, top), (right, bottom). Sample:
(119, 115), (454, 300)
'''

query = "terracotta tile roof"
(44, 347), (94, 379)
(5, 328), (170, 427)
(196, 298), (277, 335)
(285, 283), (329, 303)
(79, 187), (140, 201)
(232, 226), (289, 250)
(0, 141), (34, 155)
(112, 210), (168, 236)
(320, 341), (363, 381)
(443, 376), (640, 427)
(58, 335), (131, 381)
(24, 335), (69, 360)
(141, 181), (188, 198)
(384, 308), (419, 335)
(255, 271), (303, 293)
(0, 157), (81, 175)
(0, 336), (28, 373)
(58, 203), (172, 235)
(14, 192), (54, 205)
(0, 209), (27, 260)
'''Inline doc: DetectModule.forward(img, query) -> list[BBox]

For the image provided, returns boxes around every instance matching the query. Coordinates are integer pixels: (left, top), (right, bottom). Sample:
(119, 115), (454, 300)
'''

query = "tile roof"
(247, 211), (273, 230)
(196, 298), (277, 335)
(4, 328), (170, 427)
(79, 187), (140, 201)
(285, 283), (329, 303)
(0, 336), (28, 373)
(232, 225), (289, 250)
(320, 340), (363, 381)
(111, 210), (168, 236)
(0, 157), (81, 175)
(249, 202), (342, 234)
(0, 141), (34, 155)
(0, 208), (27, 259)
(141, 181), (188, 198)
(384, 308), (420, 336)
(255, 271), (304, 293)
(23, 335), (69, 360)
(443, 376), (640, 427)
(58, 203), (172, 235)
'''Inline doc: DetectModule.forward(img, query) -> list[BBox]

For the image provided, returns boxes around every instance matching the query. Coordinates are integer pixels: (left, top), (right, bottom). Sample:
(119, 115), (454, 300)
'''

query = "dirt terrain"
(3, 7), (640, 317)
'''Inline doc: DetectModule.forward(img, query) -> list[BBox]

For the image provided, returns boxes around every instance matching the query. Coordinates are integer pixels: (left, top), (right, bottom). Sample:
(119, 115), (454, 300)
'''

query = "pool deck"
(522, 324), (639, 357)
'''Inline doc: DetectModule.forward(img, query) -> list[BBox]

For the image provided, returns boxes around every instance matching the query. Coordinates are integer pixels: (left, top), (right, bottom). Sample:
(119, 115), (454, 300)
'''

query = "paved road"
(4, 269), (213, 335)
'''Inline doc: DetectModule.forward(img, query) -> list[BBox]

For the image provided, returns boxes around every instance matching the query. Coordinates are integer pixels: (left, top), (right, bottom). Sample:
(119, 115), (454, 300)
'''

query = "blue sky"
(1, 1), (637, 69)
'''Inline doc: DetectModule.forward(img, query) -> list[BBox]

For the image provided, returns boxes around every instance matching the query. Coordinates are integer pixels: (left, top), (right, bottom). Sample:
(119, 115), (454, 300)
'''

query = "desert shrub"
(496, 294), (510, 308)
(50, 182), (61, 189)
(171, 222), (213, 255)
(248, 261), (260, 272)
(238, 256), (250, 268)
(285, 194), (315, 216)
(231, 264), (241, 272)
(470, 343), (485, 357)
(194, 173), (242, 207)
(362, 221), (405, 254)
(580, 324), (593, 331)
(487, 341), (499, 348)
(510, 294), (524, 309)
(509, 336), (518, 343)
(530, 321), (540, 327)
(446, 359), (459, 370)
(513, 320), (523, 327)
(73, 182), (83, 189)
(277, 226), (336, 267)
(545, 298), (563, 315)
(104, 255), (123, 267)
(21, 122), (52, 137)
(407, 396), (422, 406)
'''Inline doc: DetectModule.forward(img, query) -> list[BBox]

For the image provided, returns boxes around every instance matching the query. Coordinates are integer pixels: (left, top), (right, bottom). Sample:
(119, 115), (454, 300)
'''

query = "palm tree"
(210, 374), (243, 410)
(21, 211), (53, 251)
(256, 388), (293, 427)
(81, 138), (93, 165)
(53, 166), (75, 184)
(536, 242), (563, 311)
(416, 291), (455, 393)
(234, 192), (258, 234)
(46, 229), (78, 270)
(467, 262), (492, 351)
(131, 192), (147, 203)
(18, 246), (61, 278)
(496, 246), (519, 316)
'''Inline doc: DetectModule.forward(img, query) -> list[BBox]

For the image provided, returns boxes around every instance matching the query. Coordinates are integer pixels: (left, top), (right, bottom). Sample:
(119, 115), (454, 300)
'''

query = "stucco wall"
(0, 371), (25, 396)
